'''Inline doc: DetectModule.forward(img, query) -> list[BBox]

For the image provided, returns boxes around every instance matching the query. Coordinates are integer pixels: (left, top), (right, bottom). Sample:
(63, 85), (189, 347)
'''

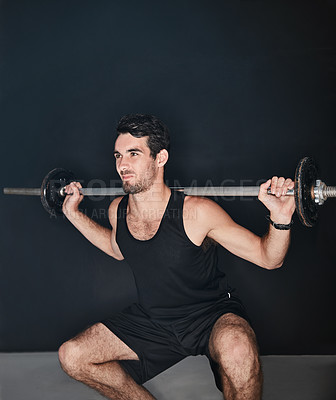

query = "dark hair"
(117, 114), (170, 159)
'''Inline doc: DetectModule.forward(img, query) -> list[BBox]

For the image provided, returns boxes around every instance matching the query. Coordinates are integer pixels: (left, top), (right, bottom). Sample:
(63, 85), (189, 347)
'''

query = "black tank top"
(116, 190), (229, 321)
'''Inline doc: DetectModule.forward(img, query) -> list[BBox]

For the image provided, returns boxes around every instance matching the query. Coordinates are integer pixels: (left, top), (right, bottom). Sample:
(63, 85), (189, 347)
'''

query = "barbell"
(3, 156), (335, 227)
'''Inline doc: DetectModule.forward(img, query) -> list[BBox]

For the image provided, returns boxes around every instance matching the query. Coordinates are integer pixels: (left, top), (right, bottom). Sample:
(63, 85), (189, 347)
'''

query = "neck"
(128, 181), (171, 218)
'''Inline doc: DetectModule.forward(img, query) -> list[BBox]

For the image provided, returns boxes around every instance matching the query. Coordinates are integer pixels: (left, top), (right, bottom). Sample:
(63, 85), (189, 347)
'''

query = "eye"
(114, 153), (121, 159)
(130, 152), (138, 156)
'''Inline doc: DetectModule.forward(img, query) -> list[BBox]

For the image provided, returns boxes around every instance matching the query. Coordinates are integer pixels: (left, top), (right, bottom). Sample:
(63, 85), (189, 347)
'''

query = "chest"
(126, 216), (162, 241)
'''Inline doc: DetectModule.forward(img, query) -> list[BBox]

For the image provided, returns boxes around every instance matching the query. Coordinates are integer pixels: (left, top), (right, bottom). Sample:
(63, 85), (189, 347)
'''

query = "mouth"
(121, 174), (135, 181)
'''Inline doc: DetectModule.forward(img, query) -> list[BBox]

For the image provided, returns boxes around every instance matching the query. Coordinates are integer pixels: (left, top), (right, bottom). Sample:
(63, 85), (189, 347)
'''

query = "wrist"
(63, 206), (81, 219)
(269, 212), (293, 225)
(266, 214), (294, 230)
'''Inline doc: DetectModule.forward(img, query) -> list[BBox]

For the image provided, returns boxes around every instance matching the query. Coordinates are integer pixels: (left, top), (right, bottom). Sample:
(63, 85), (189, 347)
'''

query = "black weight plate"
(294, 157), (318, 227)
(40, 168), (75, 216)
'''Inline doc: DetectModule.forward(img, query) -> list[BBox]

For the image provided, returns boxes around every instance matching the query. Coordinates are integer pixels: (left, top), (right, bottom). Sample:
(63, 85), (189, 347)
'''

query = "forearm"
(260, 213), (291, 269)
(260, 227), (291, 269)
(64, 209), (114, 256)
(257, 175), (296, 269)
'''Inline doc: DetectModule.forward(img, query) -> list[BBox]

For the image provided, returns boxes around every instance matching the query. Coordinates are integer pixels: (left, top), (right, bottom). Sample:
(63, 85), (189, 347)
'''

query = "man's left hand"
(258, 177), (296, 224)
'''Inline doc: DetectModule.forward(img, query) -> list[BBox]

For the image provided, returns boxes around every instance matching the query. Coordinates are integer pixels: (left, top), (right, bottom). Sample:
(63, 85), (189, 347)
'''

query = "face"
(114, 133), (159, 194)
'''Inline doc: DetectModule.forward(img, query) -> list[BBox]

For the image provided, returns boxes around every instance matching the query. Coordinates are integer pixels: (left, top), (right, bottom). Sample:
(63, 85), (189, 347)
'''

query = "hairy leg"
(58, 323), (155, 400)
(208, 313), (263, 400)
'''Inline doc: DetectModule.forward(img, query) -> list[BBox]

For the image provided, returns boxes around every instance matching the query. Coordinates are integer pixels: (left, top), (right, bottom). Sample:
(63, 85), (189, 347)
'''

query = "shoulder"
(108, 196), (124, 212)
(184, 195), (230, 217)
(183, 195), (213, 210)
(108, 196), (124, 227)
(183, 195), (233, 230)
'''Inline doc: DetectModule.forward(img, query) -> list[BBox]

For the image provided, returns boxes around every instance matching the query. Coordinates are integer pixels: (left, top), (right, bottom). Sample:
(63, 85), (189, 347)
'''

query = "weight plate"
(294, 157), (318, 227)
(40, 168), (75, 216)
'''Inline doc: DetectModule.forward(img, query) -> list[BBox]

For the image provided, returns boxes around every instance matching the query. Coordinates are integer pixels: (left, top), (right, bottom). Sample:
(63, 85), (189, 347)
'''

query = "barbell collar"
(313, 180), (336, 205)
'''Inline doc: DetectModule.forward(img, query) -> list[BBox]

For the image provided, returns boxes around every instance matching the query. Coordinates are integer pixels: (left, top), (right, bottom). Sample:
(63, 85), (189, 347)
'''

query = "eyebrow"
(114, 148), (144, 155)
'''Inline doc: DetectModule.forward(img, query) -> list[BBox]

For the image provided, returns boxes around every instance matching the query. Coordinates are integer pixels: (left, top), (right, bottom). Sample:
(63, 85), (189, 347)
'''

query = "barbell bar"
(3, 157), (336, 227)
(2, 187), (295, 197)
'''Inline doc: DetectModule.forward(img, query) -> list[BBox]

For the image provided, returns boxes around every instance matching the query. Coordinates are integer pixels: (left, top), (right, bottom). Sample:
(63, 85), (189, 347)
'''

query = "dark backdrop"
(0, 0), (335, 354)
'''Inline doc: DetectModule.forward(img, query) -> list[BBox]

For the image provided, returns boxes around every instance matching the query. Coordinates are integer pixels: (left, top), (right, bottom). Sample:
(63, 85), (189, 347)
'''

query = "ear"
(156, 149), (169, 168)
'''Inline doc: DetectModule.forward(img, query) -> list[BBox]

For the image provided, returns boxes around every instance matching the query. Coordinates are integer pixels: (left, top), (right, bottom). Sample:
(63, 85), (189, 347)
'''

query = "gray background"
(0, 0), (335, 354)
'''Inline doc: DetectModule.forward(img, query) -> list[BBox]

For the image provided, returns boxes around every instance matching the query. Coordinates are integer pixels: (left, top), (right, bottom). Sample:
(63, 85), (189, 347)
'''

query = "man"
(58, 114), (296, 400)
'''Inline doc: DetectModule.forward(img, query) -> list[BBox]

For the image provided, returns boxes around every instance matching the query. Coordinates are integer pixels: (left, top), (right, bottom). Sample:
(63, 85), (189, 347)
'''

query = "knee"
(58, 341), (127, 388)
(210, 317), (259, 368)
(58, 340), (84, 377)
(223, 331), (257, 366)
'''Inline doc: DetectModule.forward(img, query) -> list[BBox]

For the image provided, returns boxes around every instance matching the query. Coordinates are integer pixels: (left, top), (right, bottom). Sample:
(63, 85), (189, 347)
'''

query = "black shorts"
(101, 296), (249, 390)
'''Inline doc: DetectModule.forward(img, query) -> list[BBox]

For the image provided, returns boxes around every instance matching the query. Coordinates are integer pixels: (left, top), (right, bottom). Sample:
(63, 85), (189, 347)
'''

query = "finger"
(63, 184), (73, 195)
(73, 181), (83, 189)
(73, 182), (83, 197)
(72, 182), (84, 196)
(258, 179), (271, 198)
(285, 178), (294, 190)
(279, 178), (294, 196)
(271, 176), (278, 195)
(275, 177), (285, 197)
(260, 179), (272, 190)
(64, 182), (80, 198)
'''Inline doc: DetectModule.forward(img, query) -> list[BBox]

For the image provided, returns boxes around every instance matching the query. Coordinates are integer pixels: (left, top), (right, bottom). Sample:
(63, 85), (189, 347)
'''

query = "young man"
(58, 114), (296, 400)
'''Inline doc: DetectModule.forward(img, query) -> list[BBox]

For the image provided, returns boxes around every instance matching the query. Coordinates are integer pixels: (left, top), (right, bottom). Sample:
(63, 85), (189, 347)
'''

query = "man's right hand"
(62, 181), (84, 217)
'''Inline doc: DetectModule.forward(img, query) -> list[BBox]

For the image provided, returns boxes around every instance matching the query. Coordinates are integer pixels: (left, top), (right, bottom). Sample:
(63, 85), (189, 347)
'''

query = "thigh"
(102, 304), (189, 384)
(70, 322), (139, 363)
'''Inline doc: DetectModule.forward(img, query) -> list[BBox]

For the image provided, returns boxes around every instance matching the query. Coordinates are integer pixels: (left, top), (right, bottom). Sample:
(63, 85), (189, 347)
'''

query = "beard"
(122, 162), (157, 194)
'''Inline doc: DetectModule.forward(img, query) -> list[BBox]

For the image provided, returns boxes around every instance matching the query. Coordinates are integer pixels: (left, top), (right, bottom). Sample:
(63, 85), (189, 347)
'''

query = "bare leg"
(68, 361), (154, 400)
(58, 323), (155, 400)
(208, 313), (263, 400)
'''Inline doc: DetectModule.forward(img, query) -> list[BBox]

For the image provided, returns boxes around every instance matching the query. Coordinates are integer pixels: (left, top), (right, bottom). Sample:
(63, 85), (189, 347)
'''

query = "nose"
(117, 157), (130, 172)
